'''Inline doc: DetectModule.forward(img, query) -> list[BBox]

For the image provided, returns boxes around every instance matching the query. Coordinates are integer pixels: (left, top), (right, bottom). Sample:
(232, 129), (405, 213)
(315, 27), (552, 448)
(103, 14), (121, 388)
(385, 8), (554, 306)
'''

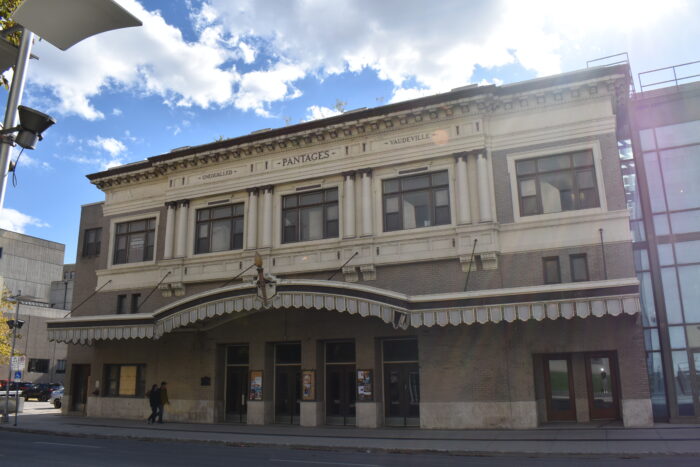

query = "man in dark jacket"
(157, 381), (169, 423)
(147, 384), (160, 424)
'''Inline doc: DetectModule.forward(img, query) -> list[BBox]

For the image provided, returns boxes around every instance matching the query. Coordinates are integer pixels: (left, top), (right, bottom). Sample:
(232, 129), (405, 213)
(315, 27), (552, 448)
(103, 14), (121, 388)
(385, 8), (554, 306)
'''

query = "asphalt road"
(1, 431), (699, 467)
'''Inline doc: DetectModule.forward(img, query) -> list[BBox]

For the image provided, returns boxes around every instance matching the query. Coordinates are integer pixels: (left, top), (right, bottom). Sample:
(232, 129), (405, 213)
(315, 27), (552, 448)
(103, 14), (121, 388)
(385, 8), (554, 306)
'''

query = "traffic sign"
(14, 371), (21, 380)
(10, 356), (25, 372)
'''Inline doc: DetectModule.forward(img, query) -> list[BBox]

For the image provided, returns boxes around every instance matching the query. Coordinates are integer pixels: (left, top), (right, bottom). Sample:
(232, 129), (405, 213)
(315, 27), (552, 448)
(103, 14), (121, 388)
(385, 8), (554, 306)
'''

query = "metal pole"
(3, 295), (20, 423)
(13, 300), (20, 426)
(0, 28), (34, 210)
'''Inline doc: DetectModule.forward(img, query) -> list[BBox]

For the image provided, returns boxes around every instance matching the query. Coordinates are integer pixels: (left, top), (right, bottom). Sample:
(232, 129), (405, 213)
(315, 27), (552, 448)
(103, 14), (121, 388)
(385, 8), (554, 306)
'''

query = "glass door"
(325, 341), (356, 426)
(544, 355), (576, 421)
(225, 345), (249, 423)
(274, 343), (301, 424)
(383, 339), (419, 427)
(585, 353), (620, 420)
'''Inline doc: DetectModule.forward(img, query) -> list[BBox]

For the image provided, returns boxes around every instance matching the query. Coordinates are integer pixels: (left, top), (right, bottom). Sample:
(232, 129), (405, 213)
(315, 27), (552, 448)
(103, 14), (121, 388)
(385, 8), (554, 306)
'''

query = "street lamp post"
(0, 27), (33, 209)
(3, 294), (23, 424)
(0, 0), (142, 211)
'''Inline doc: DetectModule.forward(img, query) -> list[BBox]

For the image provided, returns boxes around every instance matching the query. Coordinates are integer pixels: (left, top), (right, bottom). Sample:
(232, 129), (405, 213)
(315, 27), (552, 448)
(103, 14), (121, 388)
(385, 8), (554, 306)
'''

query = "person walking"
(157, 381), (169, 424)
(146, 384), (159, 424)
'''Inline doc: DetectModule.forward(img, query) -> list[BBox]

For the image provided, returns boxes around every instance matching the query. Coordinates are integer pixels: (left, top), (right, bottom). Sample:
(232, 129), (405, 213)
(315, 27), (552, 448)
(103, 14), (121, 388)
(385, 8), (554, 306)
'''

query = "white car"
(50, 387), (64, 409)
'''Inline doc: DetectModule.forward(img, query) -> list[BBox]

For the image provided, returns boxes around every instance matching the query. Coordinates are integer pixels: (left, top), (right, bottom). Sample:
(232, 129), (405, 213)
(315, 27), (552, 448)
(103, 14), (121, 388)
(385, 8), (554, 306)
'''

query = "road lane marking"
(270, 460), (381, 467)
(34, 441), (101, 449)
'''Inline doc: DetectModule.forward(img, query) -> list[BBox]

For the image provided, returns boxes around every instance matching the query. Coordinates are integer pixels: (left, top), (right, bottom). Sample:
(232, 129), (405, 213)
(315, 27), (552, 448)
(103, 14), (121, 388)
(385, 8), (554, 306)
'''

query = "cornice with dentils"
(87, 65), (630, 190)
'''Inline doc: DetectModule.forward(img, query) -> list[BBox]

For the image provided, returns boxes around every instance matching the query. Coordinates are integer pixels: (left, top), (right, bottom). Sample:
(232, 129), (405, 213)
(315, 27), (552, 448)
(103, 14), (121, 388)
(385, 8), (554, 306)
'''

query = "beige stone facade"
(50, 64), (652, 428)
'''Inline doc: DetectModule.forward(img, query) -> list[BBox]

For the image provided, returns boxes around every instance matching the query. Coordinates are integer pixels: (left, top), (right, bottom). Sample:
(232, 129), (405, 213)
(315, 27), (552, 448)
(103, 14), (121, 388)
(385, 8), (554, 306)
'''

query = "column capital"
(247, 187), (259, 195)
(453, 152), (469, 162)
(178, 199), (190, 207)
(260, 185), (274, 193)
(357, 168), (373, 176)
(341, 170), (357, 179)
(165, 201), (178, 209)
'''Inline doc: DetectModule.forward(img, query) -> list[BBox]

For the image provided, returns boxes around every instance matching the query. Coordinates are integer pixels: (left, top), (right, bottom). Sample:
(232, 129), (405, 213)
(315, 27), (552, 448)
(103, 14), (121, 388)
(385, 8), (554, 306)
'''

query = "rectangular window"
(543, 257), (561, 284)
(116, 294), (127, 314)
(195, 203), (245, 254)
(82, 227), (102, 256)
(382, 170), (450, 232)
(282, 188), (338, 243)
(130, 293), (141, 314)
(113, 218), (155, 264)
(103, 364), (146, 397)
(516, 150), (599, 216)
(570, 254), (589, 282)
(28, 358), (50, 373)
(56, 359), (67, 374)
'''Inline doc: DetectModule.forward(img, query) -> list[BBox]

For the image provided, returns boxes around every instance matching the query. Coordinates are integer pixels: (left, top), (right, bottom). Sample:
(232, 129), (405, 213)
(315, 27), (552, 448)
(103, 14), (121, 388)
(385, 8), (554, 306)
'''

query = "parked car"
(0, 381), (32, 392)
(22, 383), (62, 401)
(50, 387), (64, 409)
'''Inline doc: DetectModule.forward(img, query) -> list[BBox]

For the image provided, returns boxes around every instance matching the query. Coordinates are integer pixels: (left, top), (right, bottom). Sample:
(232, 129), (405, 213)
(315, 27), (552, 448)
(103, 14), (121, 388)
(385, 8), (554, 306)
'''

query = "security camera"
(15, 105), (56, 150)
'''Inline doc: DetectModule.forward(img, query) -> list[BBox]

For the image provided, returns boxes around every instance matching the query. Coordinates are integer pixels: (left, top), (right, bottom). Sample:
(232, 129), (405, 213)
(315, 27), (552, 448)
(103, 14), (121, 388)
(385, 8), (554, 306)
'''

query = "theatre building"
(49, 64), (653, 428)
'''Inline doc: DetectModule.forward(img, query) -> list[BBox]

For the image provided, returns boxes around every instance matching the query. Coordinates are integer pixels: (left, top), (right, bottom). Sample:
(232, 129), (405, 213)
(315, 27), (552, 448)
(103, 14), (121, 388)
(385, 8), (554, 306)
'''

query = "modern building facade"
(49, 264), (76, 311)
(625, 65), (700, 422)
(48, 64), (652, 428)
(0, 229), (68, 384)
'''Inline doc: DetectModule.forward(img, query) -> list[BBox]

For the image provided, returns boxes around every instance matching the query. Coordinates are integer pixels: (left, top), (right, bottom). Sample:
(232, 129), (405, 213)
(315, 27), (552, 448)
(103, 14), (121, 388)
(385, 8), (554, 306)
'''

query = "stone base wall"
(420, 401), (538, 429)
(64, 308), (652, 429)
(85, 396), (216, 423)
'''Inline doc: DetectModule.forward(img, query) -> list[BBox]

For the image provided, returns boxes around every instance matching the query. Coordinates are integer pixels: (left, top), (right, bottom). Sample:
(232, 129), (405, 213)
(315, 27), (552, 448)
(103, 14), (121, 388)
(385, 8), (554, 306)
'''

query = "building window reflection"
(113, 218), (155, 264)
(282, 188), (338, 243)
(515, 150), (599, 217)
(382, 171), (450, 231)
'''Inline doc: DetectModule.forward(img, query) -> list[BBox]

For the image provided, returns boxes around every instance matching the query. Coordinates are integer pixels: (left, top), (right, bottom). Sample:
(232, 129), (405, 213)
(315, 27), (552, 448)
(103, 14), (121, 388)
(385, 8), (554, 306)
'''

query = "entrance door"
(70, 364), (90, 413)
(544, 356), (576, 421)
(225, 367), (248, 423)
(326, 364), (356, 425)
(325, 341), (356, 426)
(275, 342), (301, 424)
(384, 363), (420, 426)
(585, 353), (620, 420)
(275, 365), (301, 424)
(383, 339), (420, 427)
(225, 345), (249, 423)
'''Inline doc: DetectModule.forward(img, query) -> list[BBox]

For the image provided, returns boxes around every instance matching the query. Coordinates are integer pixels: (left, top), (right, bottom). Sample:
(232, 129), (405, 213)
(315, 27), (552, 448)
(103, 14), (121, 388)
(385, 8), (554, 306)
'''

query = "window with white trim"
(113, 219), (155, 264)
(195, 203), (244, 254)
(282, 188), (339, 243)
(382, 170), (450, 232)
(516, 150), (599, 217)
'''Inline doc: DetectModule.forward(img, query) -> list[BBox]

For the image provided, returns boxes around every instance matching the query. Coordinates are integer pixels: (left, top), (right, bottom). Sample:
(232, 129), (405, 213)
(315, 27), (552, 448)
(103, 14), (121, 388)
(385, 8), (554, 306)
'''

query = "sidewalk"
(2, 403), (700, 456)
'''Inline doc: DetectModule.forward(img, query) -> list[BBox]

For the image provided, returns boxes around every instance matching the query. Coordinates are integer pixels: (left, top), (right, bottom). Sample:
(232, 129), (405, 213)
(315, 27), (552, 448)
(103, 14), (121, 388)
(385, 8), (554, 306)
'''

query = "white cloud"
(16, 154), (52, 170)
(27, 0), (240, 120)
(204, 0), (689, 103)
(22, 0), (691, 121)
(88, 136), (127, 157)
(304, 105), (342, 122)
(234, 62), (306, 116)
(389, 88), (436, 104)
(239, 41), (256, 64)
(112, 108), (123, 116)
(0, 208), (50, 233)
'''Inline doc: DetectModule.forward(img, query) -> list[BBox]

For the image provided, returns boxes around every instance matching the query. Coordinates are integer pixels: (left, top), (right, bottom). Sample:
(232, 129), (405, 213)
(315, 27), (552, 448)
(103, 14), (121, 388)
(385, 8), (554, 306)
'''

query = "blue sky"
(1, 0), (698, 263)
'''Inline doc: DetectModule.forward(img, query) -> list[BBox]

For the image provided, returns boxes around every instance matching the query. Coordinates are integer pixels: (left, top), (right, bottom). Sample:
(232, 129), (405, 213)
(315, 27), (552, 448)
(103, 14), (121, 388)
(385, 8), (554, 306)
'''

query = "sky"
(0, 0), (698, 263)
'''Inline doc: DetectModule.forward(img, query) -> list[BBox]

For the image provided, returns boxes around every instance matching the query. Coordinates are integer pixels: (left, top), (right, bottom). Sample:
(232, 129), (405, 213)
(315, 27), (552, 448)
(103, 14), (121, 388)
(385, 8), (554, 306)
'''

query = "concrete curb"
(2, 424), (699, 457)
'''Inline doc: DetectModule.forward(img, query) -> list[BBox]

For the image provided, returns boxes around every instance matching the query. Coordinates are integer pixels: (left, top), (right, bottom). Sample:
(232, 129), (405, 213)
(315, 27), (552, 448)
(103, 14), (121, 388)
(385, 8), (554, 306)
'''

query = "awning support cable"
(63, 279), (112, 318)
(328, 251), (359, 281)
(135, 271), (172, 313)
